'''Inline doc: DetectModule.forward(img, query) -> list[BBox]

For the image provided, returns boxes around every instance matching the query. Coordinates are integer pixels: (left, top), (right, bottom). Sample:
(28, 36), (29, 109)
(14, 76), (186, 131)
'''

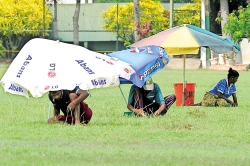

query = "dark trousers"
(142, 94), (176, 115)
(132, 88), (176, 115)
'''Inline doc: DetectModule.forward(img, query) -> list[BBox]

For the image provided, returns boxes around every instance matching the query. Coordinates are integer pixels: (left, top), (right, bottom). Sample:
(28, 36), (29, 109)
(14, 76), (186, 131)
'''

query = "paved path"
(166, 58), (248, 71)
(166, 58), (201, 70)
(208, 64), (248, 71)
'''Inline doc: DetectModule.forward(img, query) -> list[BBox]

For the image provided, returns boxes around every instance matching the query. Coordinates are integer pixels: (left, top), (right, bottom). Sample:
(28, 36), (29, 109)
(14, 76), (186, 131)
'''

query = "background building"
(46, 2), (185, 52)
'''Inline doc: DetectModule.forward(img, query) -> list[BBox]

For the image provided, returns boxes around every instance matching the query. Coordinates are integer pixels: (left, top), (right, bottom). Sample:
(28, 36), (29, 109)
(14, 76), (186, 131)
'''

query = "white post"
(170, 0), (174, 28)
(200, 0), (206, 68)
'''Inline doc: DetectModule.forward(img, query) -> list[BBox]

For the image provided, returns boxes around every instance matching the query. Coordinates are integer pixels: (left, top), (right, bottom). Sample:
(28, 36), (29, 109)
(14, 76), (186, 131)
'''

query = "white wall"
(239, 38), (250, 64)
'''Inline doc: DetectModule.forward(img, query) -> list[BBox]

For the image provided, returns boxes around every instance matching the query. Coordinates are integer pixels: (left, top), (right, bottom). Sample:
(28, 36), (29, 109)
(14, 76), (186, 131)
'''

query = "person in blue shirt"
(127, 77), (176, 116)
(194, 67), (239, 107)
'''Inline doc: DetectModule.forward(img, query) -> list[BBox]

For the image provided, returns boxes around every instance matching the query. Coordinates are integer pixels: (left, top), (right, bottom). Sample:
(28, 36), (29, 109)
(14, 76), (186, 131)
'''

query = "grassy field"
(0, 64), (250, 166)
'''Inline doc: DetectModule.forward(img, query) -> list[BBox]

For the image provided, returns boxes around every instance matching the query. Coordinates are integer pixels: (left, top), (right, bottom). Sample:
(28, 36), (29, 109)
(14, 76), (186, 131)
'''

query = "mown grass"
(0, 64), (250, 166)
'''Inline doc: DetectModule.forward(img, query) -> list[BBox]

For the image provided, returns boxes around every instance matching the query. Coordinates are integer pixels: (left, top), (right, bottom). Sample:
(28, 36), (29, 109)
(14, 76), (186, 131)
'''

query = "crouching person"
(48, 87), (93, 125)
(127, 77), (176, 116)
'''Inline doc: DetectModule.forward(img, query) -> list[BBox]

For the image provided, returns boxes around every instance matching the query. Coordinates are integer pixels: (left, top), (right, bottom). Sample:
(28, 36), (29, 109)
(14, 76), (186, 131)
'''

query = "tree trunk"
(53, 0), (58, 40)
(210, 1), (221, 35)
(133, 0), (141, 42)
(220, 0), (229, 38)
(73, 0), (81, 45)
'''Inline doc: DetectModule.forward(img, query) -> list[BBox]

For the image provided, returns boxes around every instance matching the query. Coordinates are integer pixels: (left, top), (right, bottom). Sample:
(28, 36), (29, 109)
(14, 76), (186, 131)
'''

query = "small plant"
(225, 53), (235, 60)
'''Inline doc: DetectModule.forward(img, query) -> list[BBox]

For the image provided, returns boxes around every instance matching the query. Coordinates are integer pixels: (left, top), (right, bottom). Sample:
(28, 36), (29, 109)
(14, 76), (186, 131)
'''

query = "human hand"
(67, 102), (76, 111)
(134, 109), (146, 116)
(231, 102), (238, 107)
(153, 110), (161, 116)
(48, 116), (58, 123)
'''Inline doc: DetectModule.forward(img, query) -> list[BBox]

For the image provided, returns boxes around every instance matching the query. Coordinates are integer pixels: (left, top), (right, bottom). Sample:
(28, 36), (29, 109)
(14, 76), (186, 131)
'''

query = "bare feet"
(75, 120), (82, 125)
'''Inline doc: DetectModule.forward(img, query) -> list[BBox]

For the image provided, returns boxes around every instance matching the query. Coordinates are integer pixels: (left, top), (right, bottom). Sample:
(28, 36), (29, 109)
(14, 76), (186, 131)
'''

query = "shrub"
(0, 40), (6, 59)
(174, 0), (201, 27)
(223, 4), (250, 43)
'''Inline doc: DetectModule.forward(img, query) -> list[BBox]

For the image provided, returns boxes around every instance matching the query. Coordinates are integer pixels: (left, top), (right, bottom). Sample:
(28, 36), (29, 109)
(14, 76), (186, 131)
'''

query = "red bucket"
(174, 83), (196, 106)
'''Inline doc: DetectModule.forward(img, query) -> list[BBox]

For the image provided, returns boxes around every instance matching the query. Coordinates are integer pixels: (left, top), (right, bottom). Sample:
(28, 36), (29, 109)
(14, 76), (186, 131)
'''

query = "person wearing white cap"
(127, 77), (176, 116)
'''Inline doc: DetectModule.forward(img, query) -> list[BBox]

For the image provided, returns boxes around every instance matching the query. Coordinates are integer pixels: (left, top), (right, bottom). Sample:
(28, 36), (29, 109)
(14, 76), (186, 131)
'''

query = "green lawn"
(0, 64), (250, 166)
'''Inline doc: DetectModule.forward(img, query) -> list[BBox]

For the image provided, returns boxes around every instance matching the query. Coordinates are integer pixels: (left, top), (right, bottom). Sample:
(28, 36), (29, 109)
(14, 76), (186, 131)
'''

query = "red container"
(174, 83), (196, 106)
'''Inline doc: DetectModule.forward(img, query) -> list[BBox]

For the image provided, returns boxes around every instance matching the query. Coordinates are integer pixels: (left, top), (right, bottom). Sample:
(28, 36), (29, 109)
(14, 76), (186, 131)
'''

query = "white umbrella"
(0, 38), (135, 98)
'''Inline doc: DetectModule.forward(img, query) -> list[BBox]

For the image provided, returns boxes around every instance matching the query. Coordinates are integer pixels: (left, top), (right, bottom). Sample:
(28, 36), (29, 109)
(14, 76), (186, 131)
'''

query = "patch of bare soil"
(208, 64), (248, 71)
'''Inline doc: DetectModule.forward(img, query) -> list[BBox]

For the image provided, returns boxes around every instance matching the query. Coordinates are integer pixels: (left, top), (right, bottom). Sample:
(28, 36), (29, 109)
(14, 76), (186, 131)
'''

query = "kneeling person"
(127, 77), (176, 116)
(48, 87), (93, 125)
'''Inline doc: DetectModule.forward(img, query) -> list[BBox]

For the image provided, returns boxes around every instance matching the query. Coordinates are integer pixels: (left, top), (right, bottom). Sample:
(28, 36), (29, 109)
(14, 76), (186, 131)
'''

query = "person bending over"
(48, 87), (93, 125)
(194, 67), (239, 107)
(127, 77), (176, 116)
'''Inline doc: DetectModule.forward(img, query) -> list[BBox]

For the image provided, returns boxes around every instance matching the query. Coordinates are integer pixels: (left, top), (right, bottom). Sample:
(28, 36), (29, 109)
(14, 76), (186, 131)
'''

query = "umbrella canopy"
(130, 24), (240, 106)
(130, 24), (240, 55)
(107, 45), (169, 88)
(0, 38), (135, 98)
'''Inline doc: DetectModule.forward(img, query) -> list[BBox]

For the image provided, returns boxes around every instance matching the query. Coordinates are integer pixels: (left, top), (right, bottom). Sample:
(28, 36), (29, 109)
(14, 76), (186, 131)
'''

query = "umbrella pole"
(118, 85), (128, 105)
(182, 54), (186, 106)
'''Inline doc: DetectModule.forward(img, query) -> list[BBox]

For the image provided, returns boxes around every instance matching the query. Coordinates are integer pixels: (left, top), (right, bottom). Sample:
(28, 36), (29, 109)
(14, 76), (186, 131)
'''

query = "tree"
(214, 0), (248, 35)
(73, 0), (81, 45)
(0, 0), (52, 59)
(219, 0), (246, 38)
(219, 0), (229, 38)
(102, 0), (167, 46)
(223, 4), (250, 43)
(133, 0), (141, 42)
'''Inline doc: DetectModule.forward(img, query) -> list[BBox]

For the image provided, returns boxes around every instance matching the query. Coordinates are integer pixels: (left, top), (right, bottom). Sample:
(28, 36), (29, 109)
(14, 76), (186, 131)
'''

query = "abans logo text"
(17, 55), (32, 78)
(76, 60), (95, 74)
(91, 79), (106, 86)
(8, 84), (23, 92)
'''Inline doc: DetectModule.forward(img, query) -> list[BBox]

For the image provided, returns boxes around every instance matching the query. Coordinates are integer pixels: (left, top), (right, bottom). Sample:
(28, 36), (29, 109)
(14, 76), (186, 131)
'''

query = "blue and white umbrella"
(108, 45), (169, 88)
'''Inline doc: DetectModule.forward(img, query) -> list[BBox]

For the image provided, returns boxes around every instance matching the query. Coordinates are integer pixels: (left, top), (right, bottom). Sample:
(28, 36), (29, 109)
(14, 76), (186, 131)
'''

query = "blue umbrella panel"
(108, 45), (169, 88)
